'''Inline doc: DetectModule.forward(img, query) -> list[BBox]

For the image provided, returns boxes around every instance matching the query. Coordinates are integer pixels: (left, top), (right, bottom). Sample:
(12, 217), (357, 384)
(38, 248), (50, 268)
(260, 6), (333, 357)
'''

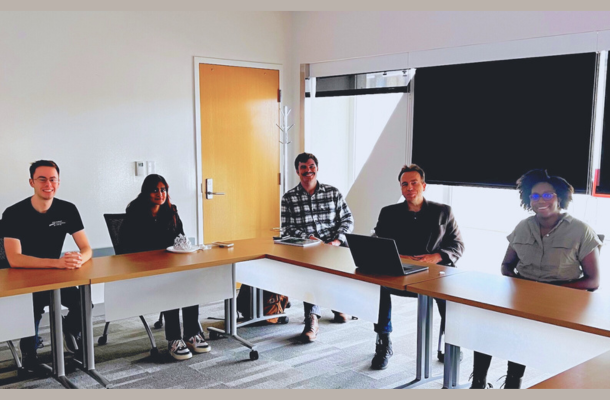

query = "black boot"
(470, 352), (493, 389)
(21, 352), (52, 378)
(469, 372), (491, 389)
(371, 333), (393, 370)
(503, 374), (522, 389)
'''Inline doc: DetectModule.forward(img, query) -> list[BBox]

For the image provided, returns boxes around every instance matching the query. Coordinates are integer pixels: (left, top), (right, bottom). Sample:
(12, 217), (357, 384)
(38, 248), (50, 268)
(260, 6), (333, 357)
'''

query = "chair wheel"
(209, 330), (220, 340)
(150, 347), (160, 360)
(249, 350), (259, 361)
(97, 335), (107, 345)
(154, 321), (163, 329)
(278, 316), (289, 324)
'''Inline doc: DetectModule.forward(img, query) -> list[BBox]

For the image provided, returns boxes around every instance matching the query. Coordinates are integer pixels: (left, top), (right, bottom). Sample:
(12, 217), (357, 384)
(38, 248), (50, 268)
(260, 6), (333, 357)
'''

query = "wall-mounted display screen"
(412, 53), (596, 193)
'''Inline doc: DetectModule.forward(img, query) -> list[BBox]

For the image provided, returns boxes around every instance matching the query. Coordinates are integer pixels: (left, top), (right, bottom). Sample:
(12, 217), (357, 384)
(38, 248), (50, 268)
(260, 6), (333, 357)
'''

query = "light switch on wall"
(147, 161), (156, 174)
(135, 161), (146, 176)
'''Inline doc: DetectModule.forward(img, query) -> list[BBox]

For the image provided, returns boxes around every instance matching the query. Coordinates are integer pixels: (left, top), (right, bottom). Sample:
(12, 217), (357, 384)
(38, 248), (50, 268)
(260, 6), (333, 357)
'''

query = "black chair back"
(0, 219), (9, 269)
(0, 238), (9, 269)
(103, 213), (127, 256)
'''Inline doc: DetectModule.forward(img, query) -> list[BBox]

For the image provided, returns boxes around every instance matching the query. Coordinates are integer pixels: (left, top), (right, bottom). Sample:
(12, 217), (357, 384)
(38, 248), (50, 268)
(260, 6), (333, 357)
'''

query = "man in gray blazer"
(371, 164), (464, 370)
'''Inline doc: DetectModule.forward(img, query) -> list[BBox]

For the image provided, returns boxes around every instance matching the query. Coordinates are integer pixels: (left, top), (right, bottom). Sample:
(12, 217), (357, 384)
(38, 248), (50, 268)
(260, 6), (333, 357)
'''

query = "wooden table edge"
(0, 278), (91, 298)
(407, 285), (610, 338)
(89, 254), (268, 284)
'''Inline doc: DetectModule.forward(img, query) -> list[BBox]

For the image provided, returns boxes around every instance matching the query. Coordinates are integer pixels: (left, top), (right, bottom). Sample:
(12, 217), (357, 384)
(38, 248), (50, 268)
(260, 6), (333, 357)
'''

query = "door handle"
(205, 178), (225, 199)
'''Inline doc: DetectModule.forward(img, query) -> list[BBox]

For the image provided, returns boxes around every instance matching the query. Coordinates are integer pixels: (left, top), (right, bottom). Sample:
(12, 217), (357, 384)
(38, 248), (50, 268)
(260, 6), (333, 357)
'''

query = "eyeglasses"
(33, 177), (59, 184)
(299, 165), (317, 171)
(529, 192), (556, 201)
(152, 188), (167, 194)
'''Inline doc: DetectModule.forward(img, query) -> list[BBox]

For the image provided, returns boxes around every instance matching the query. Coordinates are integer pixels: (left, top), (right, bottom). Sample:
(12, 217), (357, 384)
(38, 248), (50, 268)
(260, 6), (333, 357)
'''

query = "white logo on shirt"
(49, 220), (66, 227)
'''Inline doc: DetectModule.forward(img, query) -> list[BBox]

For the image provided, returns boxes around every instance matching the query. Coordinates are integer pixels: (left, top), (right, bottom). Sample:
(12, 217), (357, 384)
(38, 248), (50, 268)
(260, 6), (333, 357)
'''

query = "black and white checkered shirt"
(281, 183), (354, 244)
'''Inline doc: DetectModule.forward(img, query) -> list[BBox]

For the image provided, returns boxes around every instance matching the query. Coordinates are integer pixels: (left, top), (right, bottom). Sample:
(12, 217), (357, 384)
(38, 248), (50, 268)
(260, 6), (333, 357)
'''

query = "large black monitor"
(412, 53), (596, 193)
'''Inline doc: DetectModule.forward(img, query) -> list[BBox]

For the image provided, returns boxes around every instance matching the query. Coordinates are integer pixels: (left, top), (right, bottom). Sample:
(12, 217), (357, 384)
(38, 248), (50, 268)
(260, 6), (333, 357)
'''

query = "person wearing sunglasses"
(120, 174), (211, 361)
(469, 169), (601, 389)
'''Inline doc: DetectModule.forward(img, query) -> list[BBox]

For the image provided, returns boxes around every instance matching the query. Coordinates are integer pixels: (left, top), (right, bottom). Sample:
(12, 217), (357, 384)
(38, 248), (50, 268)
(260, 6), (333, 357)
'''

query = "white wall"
(293, 11), (610, 64)
(305, 93), (407, 234)
(290, 12), (610, 288)
(0, 11), (292, 251)
(290, 12), (610, 156)
(306, 96), (352, 195)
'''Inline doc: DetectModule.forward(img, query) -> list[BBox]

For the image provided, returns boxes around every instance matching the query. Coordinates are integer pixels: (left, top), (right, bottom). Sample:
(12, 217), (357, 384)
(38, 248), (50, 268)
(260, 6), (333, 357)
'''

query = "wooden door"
(200, 64), (280, 243)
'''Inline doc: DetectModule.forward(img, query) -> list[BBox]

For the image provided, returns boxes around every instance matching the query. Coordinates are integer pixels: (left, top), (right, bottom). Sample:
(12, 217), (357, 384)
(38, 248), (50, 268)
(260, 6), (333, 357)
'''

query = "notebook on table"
(273, 237), (322, 247)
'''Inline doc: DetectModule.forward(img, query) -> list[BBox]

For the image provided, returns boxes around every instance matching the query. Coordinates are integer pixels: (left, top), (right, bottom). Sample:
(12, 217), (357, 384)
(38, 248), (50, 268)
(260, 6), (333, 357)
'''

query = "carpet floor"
(0, 295), (553, 389)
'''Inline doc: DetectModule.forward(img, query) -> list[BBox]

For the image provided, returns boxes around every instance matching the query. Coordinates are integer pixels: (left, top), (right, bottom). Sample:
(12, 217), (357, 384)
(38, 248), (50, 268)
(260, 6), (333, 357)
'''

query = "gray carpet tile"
(0, 295), (554, 389)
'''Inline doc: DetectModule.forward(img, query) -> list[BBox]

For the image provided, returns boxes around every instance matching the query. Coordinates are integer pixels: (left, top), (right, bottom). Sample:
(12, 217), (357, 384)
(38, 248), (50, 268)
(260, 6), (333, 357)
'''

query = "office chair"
(99, 214), (161, 357)
(0, 235), (27, 376)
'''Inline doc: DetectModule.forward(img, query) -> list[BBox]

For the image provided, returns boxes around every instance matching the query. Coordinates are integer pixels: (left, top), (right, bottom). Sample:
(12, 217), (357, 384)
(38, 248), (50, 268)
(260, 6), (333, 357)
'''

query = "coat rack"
(277, 105), (294, 195)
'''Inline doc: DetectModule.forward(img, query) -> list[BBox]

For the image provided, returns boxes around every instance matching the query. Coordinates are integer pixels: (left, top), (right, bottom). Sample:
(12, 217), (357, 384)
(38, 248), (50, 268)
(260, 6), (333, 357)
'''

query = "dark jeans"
(473, 351), (526, 378)
(163, 305), (202, 341)
(374, 286), (446, 334)
(20, 287), (82, 356)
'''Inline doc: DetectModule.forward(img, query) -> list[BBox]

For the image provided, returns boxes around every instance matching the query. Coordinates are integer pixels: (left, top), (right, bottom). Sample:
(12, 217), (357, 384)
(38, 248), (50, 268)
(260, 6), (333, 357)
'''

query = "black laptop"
(345, 234), (429, 276)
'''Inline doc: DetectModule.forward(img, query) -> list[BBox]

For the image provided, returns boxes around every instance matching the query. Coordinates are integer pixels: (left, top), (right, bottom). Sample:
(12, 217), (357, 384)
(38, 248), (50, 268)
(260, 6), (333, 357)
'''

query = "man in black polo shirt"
(2, 160), (92, 371)
(370, 164), (464, 370)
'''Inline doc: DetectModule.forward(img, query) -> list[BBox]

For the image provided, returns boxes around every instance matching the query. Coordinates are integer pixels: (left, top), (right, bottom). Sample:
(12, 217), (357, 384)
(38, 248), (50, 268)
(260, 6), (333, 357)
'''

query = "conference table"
(0, 267), (90, 388)
(1, 238), (457, 389)
(529, 349), (610, 389)
(83, 237), (459, 387)
(6, 238), (610, 389)
(408, 271), (610, 388)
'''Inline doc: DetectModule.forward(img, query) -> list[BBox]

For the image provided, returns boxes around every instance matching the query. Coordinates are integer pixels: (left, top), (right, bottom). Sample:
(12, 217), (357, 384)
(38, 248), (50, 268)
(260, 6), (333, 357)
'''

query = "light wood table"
(233, 240), (462, 387)
(2, 238), (463, 389)
(80, 238), (458, 387)
(408, 271), (610, 388)
(0, 268), (90, 389)
(530, 349), (610, 389)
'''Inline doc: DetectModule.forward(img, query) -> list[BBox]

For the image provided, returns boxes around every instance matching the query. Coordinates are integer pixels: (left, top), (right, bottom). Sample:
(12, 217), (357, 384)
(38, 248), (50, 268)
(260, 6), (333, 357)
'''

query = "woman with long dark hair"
(120, 174), (211, 361)
(469, 169), (601, 389)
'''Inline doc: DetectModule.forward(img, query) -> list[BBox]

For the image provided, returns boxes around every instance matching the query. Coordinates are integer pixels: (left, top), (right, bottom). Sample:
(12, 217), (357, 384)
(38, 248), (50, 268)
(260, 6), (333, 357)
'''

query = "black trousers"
(163, 305), (203, 341)
(20, 287), (82, 355)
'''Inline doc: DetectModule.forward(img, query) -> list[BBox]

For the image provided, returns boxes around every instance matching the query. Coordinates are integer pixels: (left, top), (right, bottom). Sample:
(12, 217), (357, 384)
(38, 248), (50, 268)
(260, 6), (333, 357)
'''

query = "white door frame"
(193, 57), (283, 245)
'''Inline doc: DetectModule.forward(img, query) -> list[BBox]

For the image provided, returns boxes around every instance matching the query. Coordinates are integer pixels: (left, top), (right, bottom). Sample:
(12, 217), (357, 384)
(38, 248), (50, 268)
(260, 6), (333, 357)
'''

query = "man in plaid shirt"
(281, 152), (354, 343)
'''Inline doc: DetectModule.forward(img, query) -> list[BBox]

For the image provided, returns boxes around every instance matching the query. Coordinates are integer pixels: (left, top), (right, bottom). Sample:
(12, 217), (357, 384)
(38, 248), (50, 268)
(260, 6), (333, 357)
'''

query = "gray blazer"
(374, 199), (464, 266)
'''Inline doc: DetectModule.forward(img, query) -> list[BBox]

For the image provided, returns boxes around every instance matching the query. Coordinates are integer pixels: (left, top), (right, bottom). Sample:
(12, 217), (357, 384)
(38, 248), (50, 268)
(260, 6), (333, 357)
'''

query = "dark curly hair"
(516, 169), (574, 211)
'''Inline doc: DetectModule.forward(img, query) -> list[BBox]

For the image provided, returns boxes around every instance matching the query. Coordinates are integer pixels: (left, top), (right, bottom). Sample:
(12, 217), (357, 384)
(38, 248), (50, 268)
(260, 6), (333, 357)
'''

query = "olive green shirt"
(507, 214), (601, 282)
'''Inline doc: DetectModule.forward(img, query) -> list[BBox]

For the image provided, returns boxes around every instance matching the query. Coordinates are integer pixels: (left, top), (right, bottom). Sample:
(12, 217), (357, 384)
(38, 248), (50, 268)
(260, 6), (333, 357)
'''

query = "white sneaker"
(185, 333), (211, 354)
(168, 339), (192, 361)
